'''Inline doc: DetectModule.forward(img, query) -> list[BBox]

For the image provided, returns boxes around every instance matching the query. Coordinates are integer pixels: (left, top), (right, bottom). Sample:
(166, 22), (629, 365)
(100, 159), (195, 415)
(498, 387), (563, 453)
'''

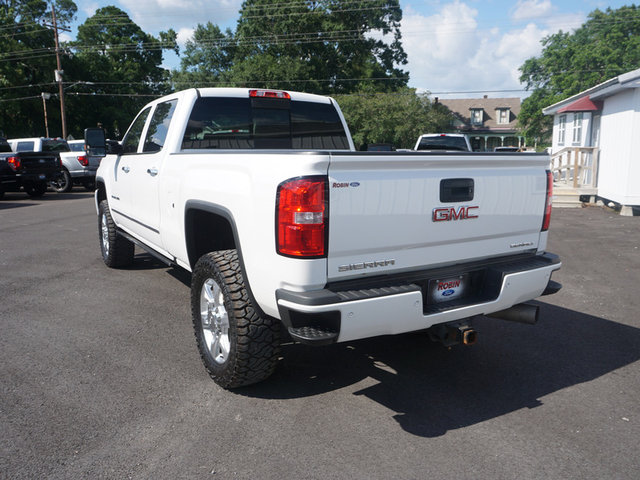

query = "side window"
(16, 141), (35, 152)
(122, 107), (152, 154)
(558, 115), (566, 145)
(143, 99), (178, 153)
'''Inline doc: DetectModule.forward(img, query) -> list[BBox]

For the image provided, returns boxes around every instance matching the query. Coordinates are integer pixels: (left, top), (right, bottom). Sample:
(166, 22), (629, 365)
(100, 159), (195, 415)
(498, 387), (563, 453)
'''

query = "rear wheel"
(98, 199), (134, 268)
(191, 250), (281, 388)
(24, 182), (47, 197)
(50, 169), (72, 193)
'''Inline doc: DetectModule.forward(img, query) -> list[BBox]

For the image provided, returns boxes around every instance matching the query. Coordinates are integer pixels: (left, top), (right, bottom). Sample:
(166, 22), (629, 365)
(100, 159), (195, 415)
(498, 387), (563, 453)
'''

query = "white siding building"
(543, 68), (640, 215)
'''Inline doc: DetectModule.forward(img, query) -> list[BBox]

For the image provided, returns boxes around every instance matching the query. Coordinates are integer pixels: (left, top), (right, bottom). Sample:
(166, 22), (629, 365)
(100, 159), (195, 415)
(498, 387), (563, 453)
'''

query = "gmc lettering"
(432, 206), (479, 222)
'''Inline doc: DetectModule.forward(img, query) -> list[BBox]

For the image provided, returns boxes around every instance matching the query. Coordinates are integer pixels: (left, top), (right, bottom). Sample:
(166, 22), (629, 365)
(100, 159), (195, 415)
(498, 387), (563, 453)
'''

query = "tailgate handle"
(440, 178), (474, 202)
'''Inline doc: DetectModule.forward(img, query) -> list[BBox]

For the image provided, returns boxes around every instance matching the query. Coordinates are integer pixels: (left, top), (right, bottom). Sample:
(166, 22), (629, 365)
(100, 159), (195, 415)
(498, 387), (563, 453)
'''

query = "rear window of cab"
(181, 97), (349, 150)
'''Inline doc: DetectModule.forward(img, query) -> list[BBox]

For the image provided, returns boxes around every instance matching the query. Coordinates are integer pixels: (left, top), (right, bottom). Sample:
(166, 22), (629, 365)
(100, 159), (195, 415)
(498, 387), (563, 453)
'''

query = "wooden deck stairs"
(553, 185), (597, 208)
(550, 147), (599, 208)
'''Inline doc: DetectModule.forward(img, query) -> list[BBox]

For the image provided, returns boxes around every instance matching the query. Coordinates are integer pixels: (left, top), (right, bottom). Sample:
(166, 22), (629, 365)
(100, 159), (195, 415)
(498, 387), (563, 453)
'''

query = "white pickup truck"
(86, 88), (561, 389)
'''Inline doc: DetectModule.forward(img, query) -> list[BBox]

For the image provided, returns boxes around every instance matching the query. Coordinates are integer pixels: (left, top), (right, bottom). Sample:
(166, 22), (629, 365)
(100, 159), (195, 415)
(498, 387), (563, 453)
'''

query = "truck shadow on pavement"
(0, 191), (94, 209)
(242, 301), (640, 438)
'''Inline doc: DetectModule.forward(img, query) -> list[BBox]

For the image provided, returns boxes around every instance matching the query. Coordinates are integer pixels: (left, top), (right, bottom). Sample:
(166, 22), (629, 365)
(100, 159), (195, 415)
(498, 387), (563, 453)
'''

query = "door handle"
(147, 168), (158, 177)
(121, 166), (130, 173)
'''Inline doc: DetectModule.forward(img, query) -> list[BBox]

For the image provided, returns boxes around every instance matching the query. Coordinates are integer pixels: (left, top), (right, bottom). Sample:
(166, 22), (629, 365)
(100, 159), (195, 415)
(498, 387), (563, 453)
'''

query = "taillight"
(250, 89), (291, 99)
(277, 176), (327, 258)
(77, 155), (89, 167)
(7, 156), (21, 171)
(542, 170), (553, 231)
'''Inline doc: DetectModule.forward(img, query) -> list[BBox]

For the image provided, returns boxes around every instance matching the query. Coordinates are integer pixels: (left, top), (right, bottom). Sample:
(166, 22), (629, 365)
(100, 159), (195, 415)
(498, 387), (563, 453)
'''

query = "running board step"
(288, 326), (339, 345)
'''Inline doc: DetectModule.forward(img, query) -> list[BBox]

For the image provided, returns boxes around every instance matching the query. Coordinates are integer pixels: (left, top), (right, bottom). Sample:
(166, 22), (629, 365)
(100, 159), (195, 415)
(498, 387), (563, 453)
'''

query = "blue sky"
(67, 1), (633, 98)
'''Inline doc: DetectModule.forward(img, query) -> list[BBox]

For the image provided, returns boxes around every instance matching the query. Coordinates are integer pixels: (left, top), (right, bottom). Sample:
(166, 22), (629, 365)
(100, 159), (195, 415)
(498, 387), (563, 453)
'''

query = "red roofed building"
(543, 68), (640, 215)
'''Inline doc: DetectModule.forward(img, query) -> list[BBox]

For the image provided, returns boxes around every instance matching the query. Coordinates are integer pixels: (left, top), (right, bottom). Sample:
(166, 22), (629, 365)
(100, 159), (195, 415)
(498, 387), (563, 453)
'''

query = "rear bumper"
(1, 171), (57, 188)
(69, 167), (98, 180)
(276, 253), (561, 344)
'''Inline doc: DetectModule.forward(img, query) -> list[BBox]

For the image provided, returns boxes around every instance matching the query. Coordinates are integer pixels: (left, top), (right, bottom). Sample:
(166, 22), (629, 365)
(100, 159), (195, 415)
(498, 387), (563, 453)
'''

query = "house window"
(497, 108), (510, 125)
(572, 112), (583, 144)
(558, 115), (566, 145)
(470, 109), (483, 126)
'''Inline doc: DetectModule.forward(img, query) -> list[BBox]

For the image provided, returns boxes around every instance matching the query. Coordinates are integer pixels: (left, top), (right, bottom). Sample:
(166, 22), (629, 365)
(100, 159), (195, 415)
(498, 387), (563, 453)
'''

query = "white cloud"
(117, 0), (242, 34)
(82, 2), (100, 17)
(176, 27), (195, 47)
(402, 1), (552, 98)
(542, 12), (586, 33)
(511, 0), (553, 22)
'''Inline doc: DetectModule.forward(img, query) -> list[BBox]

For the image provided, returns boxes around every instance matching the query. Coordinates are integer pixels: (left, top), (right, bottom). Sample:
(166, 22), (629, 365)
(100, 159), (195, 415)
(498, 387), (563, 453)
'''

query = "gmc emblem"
(432, 206), (479, 222)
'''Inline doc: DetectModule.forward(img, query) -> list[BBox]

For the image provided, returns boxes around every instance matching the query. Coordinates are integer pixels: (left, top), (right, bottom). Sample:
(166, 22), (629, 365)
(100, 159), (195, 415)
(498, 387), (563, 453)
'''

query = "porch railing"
(550, 146), (599, 189)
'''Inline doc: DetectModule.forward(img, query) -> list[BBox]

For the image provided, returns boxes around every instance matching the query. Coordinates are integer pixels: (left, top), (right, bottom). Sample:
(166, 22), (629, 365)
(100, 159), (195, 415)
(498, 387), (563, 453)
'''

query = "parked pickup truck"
(0, 137), (61, 199)
(9, 137), (101, 192)
(414, 133), (472, 151)
(86, 88), (561, 389)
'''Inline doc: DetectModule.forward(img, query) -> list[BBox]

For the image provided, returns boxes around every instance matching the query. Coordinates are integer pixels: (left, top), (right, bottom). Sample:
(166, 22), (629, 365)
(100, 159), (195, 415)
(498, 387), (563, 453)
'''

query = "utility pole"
(50, 5), (70, 139)
(41, 93), (51, 137)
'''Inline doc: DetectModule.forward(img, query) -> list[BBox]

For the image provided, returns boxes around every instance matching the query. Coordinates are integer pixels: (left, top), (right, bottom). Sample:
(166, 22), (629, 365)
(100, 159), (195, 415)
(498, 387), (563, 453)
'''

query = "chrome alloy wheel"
(200, 278), (230, 364)
(101, 213), (110, 257)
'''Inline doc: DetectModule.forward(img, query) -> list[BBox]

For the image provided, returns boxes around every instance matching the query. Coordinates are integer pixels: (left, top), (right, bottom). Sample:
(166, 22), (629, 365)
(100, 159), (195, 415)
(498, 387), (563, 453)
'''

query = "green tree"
(172, 22), (235, 89)
(519, 5), (640, 144)
(174, 0), (408, 94)
(65, 6), (176, 139)
(335, 88), (453, 149)
(0, 0), (77, 137)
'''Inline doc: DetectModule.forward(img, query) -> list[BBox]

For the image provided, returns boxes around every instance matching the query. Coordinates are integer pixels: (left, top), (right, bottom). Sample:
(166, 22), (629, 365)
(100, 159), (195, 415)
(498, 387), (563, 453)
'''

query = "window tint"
(144, 99), (178, 152)
(417, 136), (469, 151)
(42, 139), (70, 152)
(16, 141), (35, 152)
(291, 101), (349, 149)
(122, 107), (151, 154)
(181, 97), (348, 150)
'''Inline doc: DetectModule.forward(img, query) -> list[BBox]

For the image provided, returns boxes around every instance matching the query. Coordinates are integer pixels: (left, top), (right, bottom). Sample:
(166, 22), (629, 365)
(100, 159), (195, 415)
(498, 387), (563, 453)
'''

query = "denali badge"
(432, 206), (479, 222)
(338, 259), (395, 272)
(510, 241), (534, 249)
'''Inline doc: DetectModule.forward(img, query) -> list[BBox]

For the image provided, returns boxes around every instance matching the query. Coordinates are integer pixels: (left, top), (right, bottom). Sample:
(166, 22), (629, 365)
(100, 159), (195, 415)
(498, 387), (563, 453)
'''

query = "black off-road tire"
(191, 250), (281, 389)
(24, 181), (47, 197)
(50, 168), (72, 193)
(98, 199), (134, 268)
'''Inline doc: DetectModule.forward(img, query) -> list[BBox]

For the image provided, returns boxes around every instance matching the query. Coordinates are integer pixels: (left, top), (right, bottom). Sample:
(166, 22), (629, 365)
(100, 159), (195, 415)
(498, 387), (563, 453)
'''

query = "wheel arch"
(94, 178), (107, 213)
(184, 200), (271, 321)
(184, 201), (240, 270)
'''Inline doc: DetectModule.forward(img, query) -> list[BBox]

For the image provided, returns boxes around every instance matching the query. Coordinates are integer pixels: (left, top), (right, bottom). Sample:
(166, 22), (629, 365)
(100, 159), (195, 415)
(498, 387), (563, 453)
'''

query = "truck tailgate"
(326, 152), (549, 281)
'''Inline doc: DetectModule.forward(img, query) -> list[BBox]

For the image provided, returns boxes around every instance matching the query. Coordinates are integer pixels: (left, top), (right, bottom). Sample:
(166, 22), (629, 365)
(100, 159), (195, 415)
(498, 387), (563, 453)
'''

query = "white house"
(543, 68), (640, 215)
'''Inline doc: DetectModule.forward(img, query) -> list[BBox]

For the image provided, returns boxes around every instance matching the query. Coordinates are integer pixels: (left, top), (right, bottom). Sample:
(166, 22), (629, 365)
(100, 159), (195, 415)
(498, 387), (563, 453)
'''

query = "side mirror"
(84, 127), (107, 157)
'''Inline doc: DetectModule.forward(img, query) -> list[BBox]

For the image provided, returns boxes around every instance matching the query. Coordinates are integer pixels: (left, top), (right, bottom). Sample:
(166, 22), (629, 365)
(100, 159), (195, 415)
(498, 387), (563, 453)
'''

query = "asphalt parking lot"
(1, 191), (639, 479)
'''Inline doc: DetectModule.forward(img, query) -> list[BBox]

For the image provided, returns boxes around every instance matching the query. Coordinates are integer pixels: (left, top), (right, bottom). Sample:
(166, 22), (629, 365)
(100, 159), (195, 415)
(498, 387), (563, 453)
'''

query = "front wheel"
(50, 169), (72, 193)
(98, 199), (134, 268)
(191, 250), (281, 389)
